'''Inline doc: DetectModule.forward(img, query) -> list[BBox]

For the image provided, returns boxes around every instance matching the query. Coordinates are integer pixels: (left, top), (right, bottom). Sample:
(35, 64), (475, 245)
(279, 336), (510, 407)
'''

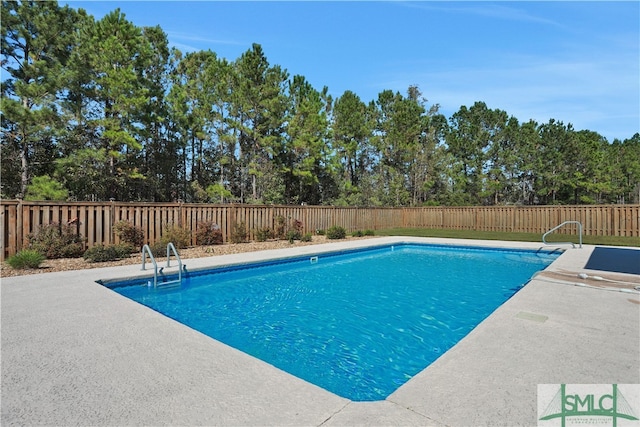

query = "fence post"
(228, 205), (236, 243)
(19, 200), (28, 252)
(109, 199), (115, 246)
(0, 202), (5, 261)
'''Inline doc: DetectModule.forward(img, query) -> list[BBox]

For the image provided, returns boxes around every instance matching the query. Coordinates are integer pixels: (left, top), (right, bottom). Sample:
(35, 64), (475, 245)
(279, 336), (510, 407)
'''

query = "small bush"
(274, 217), (304, 242)
(115, 244), (135, 257)
(230, 221), (248, 243)
(6, 250), (45, 269)
(301, 233), (312, 242)
(291, 219), (303, 234)
(351, 230), (364, 237)
(28, 223), (84, 259)
(160, 223), (191, 248)
(83, 244), (133, 263)
(196, 221), (223, 245)
(114, 221), (144, 248)
(286, 230), (301, 243)
(316, 229), (325, 236)
(274, 215), (286, 239)
(148, 241), (168, 258)
(364, 229), (375, 236)
(326, 225), (346, 240)
(255, 227), (272, 242)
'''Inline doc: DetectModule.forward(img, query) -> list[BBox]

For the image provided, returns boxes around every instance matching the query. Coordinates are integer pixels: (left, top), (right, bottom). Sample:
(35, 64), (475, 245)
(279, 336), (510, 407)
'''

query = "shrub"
(160, 223), (191, 248)
(326, 225), (346, 240)
(351, 230), (364, 237)
(255, 227), (272, 242)
(114, 221), (144, 248)
(28, 222), (84, 259)
(230, 220), (247, 243)
(274, 215), (286, 239)
(364, 229), (375, 236)
(6, 249), (45, 269)
(83, 244), (133, 263)
(148, 241), (168, 258)
(286, 230), (301, 243)
(316, 229), (325, 236)
(274, 217), (304, 242)
(291, 219), (303, 234)
(301, 233), (312, 242)
(196, 221), (223, 245)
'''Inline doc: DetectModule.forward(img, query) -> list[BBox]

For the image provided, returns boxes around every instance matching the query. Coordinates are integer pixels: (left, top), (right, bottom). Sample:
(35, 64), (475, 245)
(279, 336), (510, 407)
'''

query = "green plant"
(148, 241), (168, 258)
(195, 221), (223, 245)
(117, 244), (135, 257)
(83, 244), (133, 262)
(230, 220), (248, 243)
(286, 229), (301, 243)
(28, 222), (84, 259)
(301, 233), (312, 242)
(114, 221), (144, 248)
(6, 249), (45, 269)
(326, 225), (346, 240)
(255, 227), (272, 242)
(352, 230), (364, 237)
(160, 223), (191, 248)
(364, 229), (375, 236)
(316, 229), (325, 235)
(277, 218), (304, 242)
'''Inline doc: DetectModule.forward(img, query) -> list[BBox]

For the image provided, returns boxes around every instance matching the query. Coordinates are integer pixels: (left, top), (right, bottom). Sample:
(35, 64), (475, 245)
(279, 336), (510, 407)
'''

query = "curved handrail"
(166, 242), (182, 270)
(166, 242), (183, 286)
(542, 221), (583, 248)
(141, 244), (158, 287)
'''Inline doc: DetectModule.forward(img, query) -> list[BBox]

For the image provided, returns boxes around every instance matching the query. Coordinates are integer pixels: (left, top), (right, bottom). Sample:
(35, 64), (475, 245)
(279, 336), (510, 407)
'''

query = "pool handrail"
(141, 243), (183, 288)
(166, 242), (182, 270)
(542, 221), (583, 248)
(141, 244), (158, 287)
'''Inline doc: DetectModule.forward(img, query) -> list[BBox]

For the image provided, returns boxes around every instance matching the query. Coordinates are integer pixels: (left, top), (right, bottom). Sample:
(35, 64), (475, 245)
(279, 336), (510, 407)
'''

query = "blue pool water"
(108, 243), (559, 401)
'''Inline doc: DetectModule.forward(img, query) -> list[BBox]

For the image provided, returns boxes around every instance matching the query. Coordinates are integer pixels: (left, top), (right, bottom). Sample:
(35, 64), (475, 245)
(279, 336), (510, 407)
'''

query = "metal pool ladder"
(542, 221), (583, 248)
(141, 242), (183, 288)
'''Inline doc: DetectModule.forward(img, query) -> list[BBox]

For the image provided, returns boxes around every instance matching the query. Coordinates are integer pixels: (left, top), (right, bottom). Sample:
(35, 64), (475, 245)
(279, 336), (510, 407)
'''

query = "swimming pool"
(107, 243), (560, 401)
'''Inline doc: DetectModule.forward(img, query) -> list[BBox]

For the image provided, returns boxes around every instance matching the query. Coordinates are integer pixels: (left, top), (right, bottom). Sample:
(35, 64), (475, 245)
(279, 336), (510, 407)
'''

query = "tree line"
(2, 1), (639, 206)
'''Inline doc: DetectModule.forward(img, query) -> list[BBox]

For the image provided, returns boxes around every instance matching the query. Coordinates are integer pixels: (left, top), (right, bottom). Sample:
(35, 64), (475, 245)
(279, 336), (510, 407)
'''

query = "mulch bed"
(1, 236), (375, 278)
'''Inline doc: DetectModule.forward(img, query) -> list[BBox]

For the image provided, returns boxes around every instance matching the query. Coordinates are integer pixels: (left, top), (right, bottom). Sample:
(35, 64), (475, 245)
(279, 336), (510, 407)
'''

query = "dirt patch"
(1, 236), (375, 278)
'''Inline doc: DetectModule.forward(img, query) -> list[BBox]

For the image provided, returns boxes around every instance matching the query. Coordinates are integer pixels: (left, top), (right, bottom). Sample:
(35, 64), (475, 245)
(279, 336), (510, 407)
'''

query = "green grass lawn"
(375, 228), (640, 247)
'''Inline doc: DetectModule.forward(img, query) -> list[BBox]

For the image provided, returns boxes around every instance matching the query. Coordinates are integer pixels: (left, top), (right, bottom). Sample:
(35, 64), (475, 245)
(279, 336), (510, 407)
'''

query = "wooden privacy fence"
(1, 201), (639, 260)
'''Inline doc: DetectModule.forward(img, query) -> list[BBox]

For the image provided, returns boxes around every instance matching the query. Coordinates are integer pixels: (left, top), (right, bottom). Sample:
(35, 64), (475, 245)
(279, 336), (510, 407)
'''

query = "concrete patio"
(2, 237), (639, 426)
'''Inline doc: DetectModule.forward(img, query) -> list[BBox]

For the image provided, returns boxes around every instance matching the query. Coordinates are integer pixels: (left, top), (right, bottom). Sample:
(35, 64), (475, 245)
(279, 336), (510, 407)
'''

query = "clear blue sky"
(66, 1), (639, 142)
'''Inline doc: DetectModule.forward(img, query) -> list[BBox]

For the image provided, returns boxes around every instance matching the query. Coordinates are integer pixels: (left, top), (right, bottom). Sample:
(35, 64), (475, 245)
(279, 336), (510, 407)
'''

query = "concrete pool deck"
(2, 237), (639, 426)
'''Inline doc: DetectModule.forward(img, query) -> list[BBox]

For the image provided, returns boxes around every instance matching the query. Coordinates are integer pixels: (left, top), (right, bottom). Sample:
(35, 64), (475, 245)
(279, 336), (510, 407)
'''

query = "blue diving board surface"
(584, 247), (640, 275)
